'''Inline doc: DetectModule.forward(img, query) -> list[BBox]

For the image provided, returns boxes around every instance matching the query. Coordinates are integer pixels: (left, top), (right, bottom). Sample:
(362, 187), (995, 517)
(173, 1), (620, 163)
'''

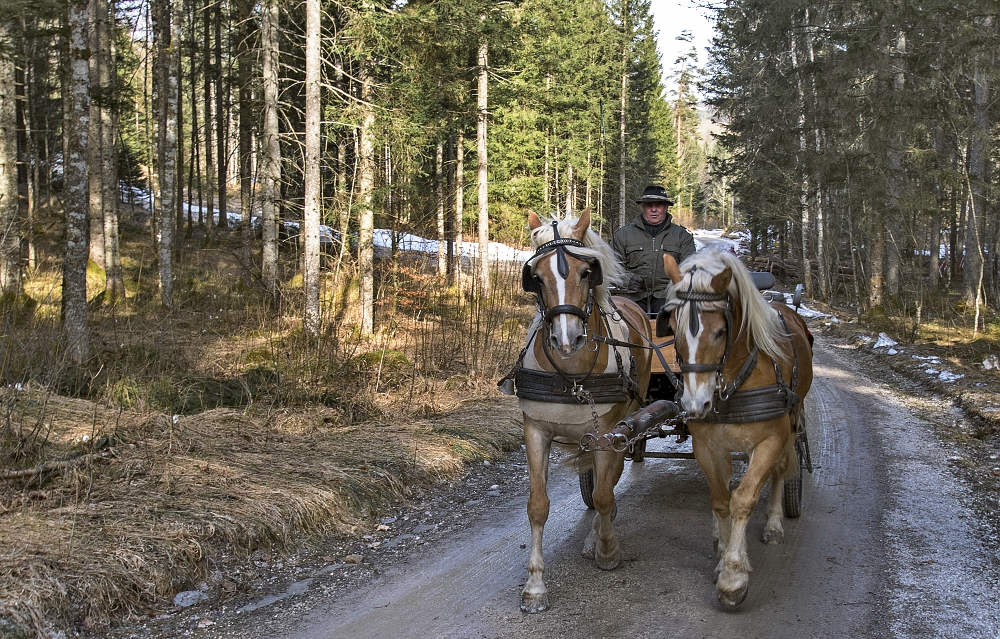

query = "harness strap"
(606, 297), (682, 391)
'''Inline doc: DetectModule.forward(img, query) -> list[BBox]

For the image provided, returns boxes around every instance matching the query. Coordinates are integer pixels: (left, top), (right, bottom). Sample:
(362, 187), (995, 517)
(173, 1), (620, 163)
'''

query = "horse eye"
(581, 269), (591, 280)
(714, 327), (726, 339)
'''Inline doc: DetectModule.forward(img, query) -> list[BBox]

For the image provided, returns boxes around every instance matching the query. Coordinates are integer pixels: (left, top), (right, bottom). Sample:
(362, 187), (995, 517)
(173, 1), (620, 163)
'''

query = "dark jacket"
(612, 214), (696, 305)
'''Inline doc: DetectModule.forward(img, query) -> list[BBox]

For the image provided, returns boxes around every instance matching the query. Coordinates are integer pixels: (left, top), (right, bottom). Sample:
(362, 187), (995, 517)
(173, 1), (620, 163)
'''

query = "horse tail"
(573, 449), (595, 474)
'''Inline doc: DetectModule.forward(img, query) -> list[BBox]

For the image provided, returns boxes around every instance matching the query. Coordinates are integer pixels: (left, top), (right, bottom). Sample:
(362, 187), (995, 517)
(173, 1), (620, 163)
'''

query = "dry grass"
(0, 385), (522, 637)
(0, 206), (541, 636)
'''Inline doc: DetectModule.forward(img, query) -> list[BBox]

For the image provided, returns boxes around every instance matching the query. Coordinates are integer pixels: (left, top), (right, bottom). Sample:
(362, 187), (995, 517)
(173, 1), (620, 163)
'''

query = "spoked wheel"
(579, 468), (595, 509)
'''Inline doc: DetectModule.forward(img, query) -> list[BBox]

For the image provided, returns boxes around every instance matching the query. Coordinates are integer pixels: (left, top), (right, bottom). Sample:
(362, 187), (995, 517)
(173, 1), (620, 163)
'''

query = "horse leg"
(586, 449), (624, 570)
(690, 435), (733, 579)
(762, 435), (796, 545)
(717, 435), (784, 609)
(521, 421), (553, 613)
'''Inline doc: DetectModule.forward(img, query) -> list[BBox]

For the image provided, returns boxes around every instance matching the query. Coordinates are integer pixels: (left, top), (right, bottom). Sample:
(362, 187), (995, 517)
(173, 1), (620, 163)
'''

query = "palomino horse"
(659, 249), (813, 608)
(509, 208), (651, 613)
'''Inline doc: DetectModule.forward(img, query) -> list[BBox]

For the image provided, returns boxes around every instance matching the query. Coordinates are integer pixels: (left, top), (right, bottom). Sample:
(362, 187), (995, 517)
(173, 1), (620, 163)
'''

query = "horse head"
(660, 250), (791, 419)
(661, 252), (733, 417)
(524, 208), (606, 357)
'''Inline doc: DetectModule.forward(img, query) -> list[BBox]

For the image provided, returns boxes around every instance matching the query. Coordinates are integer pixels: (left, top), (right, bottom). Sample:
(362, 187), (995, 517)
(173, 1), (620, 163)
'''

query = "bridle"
(522, 221), (604, 328)
(673, 275), (760, 402)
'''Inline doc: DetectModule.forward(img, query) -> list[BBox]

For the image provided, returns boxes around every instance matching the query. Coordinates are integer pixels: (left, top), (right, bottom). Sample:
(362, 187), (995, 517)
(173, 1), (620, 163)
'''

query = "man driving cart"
(612, 185), (696, 313)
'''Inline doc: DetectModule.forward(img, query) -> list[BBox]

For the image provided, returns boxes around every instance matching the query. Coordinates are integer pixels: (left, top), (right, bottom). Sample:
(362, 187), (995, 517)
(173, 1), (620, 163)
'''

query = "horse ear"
(528, 210), (542, 230)
(572, 208), (592, 240)
(711, 267), (732, 294)
(663, 254), (683, 284)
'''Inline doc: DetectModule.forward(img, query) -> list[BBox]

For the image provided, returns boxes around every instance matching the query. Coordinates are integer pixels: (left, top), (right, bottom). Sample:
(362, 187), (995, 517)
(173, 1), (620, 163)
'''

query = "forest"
(707, 0), (999, 332)
(1, 0), (999, 634)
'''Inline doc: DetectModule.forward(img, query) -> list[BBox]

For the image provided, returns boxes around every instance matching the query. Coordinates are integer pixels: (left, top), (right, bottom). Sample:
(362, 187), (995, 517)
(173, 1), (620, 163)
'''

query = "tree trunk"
(869, 214), (885, 308)
(0, 23), (19, 295)
(455, 127), (464, 282)
(21, 20), (37, 269)
(477, 35), (489, 293)
(303, 0), (321, 335)
(565, 163), (574, 216)
(618, 2), (628, 229)
(64, 0), (91, 362)
(155, 0), (178, 307)
(203, 0), (214, 227)
(102, 0), (123, 298)
(215, 2), (227, 228)
(237, 0), (253, 280)
(260, 0), (280, 299)
(964, 37), (990, 314)
(436, 140), (446, 275)
(336, 131), (349, 262)
(790, 18), (812, 297)
(358, 60), (376, 334)
(87, 0), (106, 273)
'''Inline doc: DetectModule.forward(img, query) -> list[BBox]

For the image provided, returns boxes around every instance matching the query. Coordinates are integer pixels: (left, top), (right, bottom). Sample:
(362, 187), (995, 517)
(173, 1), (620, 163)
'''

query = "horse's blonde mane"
(665, 249), (790, 363)
(528, 214), (626, 311)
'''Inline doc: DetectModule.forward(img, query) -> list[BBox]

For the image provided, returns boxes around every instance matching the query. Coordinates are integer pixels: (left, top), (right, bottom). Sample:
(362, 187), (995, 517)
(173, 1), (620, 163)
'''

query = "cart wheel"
(783, 440), (805, 518)
(631, 437), (647, 463)
(782, 468), (802, 518)
(579, 469), (595, 509)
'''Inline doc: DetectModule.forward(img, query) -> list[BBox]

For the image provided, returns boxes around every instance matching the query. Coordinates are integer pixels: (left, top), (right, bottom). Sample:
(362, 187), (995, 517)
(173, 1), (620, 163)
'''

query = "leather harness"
(500, 223), (639, 405)
(673, 283), (802, 424)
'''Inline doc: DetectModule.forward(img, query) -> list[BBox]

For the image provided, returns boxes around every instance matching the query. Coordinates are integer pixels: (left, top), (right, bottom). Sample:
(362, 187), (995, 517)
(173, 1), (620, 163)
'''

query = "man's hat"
(635, 185), (675, 205)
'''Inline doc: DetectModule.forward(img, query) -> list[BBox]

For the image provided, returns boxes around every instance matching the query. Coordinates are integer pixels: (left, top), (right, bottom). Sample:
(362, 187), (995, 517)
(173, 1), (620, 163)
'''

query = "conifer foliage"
(2, 0), (680, 338)
(706, 0), (999, 318)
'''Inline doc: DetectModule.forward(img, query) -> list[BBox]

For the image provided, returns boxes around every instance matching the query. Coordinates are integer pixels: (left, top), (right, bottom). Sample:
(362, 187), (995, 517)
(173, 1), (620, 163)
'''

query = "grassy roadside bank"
(0, 387), (522, 638)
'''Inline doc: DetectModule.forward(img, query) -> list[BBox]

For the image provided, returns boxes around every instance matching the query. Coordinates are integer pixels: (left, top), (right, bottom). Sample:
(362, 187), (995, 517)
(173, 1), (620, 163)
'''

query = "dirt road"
(137, 339), (1000, 638)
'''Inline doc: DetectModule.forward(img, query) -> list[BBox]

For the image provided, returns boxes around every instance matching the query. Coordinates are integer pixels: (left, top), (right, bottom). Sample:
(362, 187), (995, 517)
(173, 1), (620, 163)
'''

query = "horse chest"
(518, 313), (634, 424)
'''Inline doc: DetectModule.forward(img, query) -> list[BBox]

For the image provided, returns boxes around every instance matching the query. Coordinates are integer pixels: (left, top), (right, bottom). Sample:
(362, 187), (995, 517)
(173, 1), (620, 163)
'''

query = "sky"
(648, 0), (716, 96)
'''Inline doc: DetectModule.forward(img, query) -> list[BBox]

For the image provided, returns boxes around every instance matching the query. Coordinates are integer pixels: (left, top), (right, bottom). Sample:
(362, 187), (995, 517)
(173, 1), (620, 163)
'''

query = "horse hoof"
(718, 583), (749, 609)
(596, 546), (621, 571)
(520, 592), (549, 613)
(761, 528), (783, 545)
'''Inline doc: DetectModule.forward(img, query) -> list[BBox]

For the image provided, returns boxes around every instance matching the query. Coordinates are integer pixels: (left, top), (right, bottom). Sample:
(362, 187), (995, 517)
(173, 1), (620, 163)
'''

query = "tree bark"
(155, 0), (178, 306)
(87, 0), (106, 272)
(0, 23), (19, 295)
(203, 0), (214, 227)
(260, 0), (280, 299)
(64, 0), (91, 362)
(237, 0), (253, 280)
(477, 35), (489, 293)
(790, 16), (812, 298)
(303, 0), (321, 335)
(618, 1), (628, 228)
(455, 127), (464, 281)
(358, 60), (376, 334)
(963, 32), (990, 313)
(436, 139), (446, 275)
(102, 0), (123, 298)
(215, 1), (227, 228)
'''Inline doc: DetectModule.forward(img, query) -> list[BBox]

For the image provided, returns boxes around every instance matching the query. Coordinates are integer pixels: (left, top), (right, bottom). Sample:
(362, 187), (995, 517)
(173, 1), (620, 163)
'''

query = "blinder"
(655, 307), (673, 337)
(674, 287), (731, 375)
(521, 233), (603, 294)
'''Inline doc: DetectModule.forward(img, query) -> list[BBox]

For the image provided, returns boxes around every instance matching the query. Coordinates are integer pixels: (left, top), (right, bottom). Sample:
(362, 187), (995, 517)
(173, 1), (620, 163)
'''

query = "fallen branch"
(0, 450), (114, 481)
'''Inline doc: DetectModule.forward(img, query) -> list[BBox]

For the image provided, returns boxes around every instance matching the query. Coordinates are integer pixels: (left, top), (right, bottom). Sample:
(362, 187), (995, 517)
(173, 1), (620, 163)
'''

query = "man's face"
(641, 202), (667, 226)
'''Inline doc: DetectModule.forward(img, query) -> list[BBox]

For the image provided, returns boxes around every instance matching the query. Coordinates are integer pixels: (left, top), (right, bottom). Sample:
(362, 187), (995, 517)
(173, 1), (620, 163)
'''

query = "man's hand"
(621, 272), (645, 294)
